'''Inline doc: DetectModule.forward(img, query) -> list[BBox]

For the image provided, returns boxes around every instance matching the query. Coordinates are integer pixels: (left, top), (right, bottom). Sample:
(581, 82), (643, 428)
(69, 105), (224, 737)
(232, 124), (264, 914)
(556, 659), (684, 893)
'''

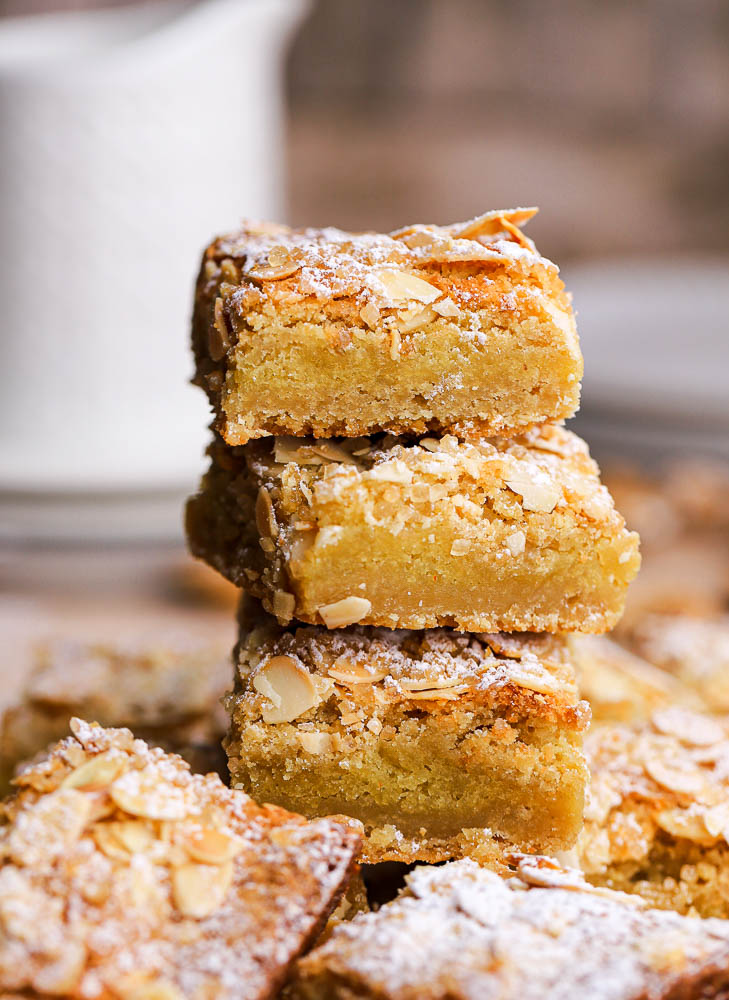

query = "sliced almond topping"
(405, 686), (469, 701)
(274, 437), (324, 466)
(652, 708), (726, 748)
(504, 530), (526, 556)
(328, 659), (388, 684)
(298, 731), (333, 754)
(253, 655), (321, 723)
(318, 596), (372, 628)
(433, 296), (460, 318)
(110, 767), (191, 821)
(208, 297), (231, 361)
(255, 487), (278, 539)
(450, 538), (471, 556)
(449, 207), (538, 240)
(505, 472), (560, 513)
(368, 460), (413, 484)
(644, 757), (708, 797)
(272, 589), (296, 622)
(702, 803), (729, 840)
(172, 860), (234, 918)
(310, 441), (360, 465)
(371, 268), (441, 305)
(400, 676), (465, 691)
(360, 301), (381, 328)
(181, 827), (243, 865)
(120, 981), (185, 1000)
(656, 808), (715, 843)
(397, 304), (436, 334)
(246, 246), (302, 281)
(508, 666), (561, 696)
(61, 751), (126, 791)
(111, 820), (156, 855)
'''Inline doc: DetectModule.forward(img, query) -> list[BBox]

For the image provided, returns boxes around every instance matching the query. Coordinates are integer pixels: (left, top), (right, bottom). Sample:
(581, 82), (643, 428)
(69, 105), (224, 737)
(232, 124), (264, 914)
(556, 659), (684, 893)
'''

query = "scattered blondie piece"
(192, 210), (583, 444)
(569, 633), (698, 724)
(0, 720), (360, 1000)
(629, 614), (729, 713)
(225, 601), (590, 863)
(0, 635), (231, 791)
(578, 708), (729, 917)
(187, 424), (640, 633)
(290, 856), (729, 1000)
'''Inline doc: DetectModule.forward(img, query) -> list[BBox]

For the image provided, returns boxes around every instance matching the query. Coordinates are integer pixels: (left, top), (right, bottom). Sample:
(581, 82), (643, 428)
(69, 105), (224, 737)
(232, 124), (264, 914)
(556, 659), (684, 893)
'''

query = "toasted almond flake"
(360, 301), (381, 327)
(61, 751), (125, 791)
(272, 589), (296, 622)
(505, 472), (561, 513)
(419, 437), (440, 452)
(92, 823), (131, 861)
(255, 486), (278, 538)
(253, 655), (321, 723)
(450, 538), (471, 556)
(208, 297), (231, 362)
(110, 768), (191, 821)
(274, 437), (324, 465)
(367, 718), (383, 735)
(397, 304), (436, 333)
(652, 708), (726, 748)
(644, 757), (708, 797)
(449, 207), (538, 240)
(702, 803), (729, 840)
(328, 660), (388, 684)
(656, 808), (715, 843)
(400, 676), (465, 691)
(340, 710), (365, 726)
(181, 827), (243, 865)
(433, 296), (460, 318)
(310, 442), (360, 465)
(172, 860), (234, 918)
(121, 981), (185, 1000)
(371, 268), (441, 305)
(245, 246), (301, 282)
(505, 530), (526, 556)
(405, 686), (469, 701)
(368, 460), (413, 484)
(298, 731), (333, 754)
(508, 666), (561, 695)
(319, 596), (372, 628)
(112, 820), (157, 855)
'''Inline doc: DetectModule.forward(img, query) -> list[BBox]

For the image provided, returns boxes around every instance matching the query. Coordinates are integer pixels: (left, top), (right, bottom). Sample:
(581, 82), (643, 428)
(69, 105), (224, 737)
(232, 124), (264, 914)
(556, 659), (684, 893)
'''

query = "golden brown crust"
(192, 210), (583, 443)
(0, 721), (360, 999)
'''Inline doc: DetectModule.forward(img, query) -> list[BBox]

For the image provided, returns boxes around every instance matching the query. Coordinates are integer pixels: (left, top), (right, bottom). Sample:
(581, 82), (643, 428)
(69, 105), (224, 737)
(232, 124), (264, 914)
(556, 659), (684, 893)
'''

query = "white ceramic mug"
(0, 0), (305, 537)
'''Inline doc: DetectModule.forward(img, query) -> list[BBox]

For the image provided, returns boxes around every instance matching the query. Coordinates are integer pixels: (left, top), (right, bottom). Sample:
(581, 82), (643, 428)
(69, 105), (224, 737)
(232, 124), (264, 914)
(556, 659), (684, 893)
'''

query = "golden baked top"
(199, 208), (551, 317)
(292, 855), (729, 1000)
(580, 708), (729, 873)
(234, 605), (589, 732)
(0, 721), (359, 999)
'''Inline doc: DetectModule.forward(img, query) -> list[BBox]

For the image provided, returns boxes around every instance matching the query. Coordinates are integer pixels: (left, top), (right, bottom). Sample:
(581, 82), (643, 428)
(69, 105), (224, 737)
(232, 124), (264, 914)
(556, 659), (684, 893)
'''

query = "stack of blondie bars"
(186, 208), (641, 866)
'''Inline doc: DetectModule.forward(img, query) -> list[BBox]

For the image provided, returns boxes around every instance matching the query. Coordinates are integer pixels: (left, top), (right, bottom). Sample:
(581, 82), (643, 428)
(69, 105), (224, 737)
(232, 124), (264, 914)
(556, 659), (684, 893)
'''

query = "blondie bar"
(0, 635), (230, 790)
(291, 856), (729, 1000)
(192, 210), (583, 444)
(0, 720), (360, 999)
(187, 425), (640, 633)
(225, 601), (590, 863)
(578, 707), (729, 917)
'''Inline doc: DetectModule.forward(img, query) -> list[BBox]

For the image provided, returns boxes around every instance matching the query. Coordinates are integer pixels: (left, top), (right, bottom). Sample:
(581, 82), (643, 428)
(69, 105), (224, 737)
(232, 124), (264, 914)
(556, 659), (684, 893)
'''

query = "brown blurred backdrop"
(4, 0), (727, 260)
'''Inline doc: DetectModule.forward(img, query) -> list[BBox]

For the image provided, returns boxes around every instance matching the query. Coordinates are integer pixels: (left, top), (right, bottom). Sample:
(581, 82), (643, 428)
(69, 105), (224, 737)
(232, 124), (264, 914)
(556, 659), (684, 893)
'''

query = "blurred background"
(0, 0), (727, 742)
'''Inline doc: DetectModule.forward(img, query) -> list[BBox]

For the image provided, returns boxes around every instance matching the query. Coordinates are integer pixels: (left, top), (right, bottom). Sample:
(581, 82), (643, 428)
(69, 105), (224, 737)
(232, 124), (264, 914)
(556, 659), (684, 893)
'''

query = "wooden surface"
(0, 544), (238, 714)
